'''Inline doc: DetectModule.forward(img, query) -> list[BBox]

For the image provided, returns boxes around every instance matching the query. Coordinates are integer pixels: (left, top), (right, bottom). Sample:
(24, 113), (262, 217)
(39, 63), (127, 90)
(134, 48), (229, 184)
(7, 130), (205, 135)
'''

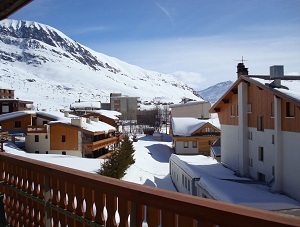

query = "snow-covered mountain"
(0, 19), (201, 111)
(197, 81), (233, 104)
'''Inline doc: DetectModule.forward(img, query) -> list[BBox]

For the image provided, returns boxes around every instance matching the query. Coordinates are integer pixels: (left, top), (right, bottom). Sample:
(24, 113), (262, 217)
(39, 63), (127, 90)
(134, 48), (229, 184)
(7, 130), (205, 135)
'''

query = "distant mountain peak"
(0, 19), (200, 111)
(197, 81), (233, 103)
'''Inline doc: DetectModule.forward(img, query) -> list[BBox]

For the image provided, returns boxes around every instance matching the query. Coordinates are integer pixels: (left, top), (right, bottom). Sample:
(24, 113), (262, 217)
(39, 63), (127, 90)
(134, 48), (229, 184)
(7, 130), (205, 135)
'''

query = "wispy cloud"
(68, 26), (109, 35)
(155, 2), (174, 26)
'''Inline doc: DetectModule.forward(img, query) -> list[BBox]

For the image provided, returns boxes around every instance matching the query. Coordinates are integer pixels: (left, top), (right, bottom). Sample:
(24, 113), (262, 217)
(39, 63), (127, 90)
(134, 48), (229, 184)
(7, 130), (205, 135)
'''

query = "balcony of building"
(0, 152), (299, 226)
(26, 125), (49, 134)
(82, 137), (117, 152)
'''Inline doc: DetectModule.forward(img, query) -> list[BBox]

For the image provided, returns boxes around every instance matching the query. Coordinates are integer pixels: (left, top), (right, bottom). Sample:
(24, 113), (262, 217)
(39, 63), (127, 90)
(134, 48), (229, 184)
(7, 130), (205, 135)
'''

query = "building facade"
(210, 64), (300, 200)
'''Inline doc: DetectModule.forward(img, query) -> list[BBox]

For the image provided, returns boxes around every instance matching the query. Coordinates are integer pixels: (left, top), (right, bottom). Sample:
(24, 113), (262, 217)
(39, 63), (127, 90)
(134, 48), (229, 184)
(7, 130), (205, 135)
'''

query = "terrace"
(0, 152), (299, 226)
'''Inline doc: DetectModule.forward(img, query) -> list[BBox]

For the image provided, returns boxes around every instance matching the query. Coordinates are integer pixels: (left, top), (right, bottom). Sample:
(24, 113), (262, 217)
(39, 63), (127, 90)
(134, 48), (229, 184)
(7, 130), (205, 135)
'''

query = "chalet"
(0, 87), (33, 114)
(170, 100), (211, 119)
(210, 63), (300, 200)
(170, 117), (220, 155)
(0, 111), (117, 158)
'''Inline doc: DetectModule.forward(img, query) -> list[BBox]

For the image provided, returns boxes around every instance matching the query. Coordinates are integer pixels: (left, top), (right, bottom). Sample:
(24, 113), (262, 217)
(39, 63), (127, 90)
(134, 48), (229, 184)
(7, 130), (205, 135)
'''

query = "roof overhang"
(0, 0), (32, 20)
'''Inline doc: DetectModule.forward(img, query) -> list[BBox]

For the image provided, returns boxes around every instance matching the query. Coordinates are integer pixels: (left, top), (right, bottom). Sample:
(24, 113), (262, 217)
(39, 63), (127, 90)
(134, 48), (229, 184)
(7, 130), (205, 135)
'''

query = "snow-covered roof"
(0, 111), (35, 121)
(252, 78), (300, 102)
(170, 154), (245, 180)
(87, 110), (122, 120)
(70, 101), (101, 109)
(170, 100), (208, 108)
(171, 117), (214, 136)
(198, 176), (300, 211)
(39, 111), (115, 133)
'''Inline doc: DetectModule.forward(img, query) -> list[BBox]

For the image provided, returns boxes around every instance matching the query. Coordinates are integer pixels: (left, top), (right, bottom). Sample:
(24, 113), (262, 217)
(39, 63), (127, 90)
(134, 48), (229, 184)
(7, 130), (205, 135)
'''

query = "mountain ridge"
(0, 19), (201, 111)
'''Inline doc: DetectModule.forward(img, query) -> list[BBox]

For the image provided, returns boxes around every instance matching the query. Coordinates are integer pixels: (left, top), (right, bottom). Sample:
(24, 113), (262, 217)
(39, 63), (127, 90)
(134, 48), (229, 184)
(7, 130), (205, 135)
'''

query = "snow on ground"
(3, 133), (300, 213)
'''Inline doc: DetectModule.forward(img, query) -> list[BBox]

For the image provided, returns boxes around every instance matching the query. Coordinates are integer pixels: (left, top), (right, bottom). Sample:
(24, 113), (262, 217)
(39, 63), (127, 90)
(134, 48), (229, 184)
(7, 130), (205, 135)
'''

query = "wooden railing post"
(44, 175), (50, 227)
(130, 201), (136, 227)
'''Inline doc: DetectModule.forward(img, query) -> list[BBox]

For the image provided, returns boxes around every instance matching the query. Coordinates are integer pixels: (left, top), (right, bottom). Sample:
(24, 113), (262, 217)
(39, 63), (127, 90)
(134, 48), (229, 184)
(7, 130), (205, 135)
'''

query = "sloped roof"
(210, 76), (300, 113)
(171, 117), (210, 136)
(0, 0), (32, 20)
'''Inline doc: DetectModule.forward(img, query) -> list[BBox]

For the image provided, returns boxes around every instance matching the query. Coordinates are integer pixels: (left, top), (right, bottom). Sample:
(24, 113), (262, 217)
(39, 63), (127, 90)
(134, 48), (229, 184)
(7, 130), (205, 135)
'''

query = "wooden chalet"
(170, 117), (220, 155)
(0, 111), (117, 158)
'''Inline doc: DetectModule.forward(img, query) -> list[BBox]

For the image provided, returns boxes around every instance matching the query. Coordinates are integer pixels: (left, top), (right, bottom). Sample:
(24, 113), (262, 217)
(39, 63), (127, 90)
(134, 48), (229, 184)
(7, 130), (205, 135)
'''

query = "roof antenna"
(234, 56), (249, 78)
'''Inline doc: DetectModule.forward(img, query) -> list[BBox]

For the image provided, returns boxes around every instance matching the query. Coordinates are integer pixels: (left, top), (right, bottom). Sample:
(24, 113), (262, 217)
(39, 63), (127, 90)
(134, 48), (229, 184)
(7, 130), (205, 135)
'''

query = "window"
(286, 102), (295, 117)
(14, 121), (21, 128)
(271, 102), (274, 117)
(182, 174), (184, 185)
(45, 135), (48, 139)
(247, 104), (252, 113)
(184, 141), (188, 148)
(248, 131), (252, 140)
(258, 147), (264, 161)
(258, 172), (265, 182)
(43, 120), (48, 125)
(272, 166), (275, 176)
(188, 179), (190, 192)
(257, 116), (264, 131)
(62, 151), (66, 155)
(46, 151), (48, 154)
(205, 127), (210, 132)
(192, 141), (197, 148)
(35, 151), (39, 154)
(62, 135), (66, 142)
(248, 158), (253, 167)
(230, 104), (236, 117)
(272, 135), (275, 144)
(35, 135), (39, 142)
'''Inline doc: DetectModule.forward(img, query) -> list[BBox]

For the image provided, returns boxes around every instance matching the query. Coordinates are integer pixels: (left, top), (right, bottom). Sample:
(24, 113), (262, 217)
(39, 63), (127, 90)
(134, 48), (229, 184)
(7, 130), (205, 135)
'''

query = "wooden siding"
(247, 83), (275, 130)
(213, 78), (300, 133)
(215, 93), (238, 126)
(174, 136), (220, 154)
(282, 100), (300, 132)
(192, 123), (220, 135)
(50, 124), (78, 150)
(0, 114), (32, 131)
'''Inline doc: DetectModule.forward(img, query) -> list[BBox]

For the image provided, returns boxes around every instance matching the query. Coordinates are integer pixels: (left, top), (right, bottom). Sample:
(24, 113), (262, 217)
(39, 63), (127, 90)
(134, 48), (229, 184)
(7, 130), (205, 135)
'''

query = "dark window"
(45, 134), (48, 139)
(271, 102), (274, 117)
(62, 135), (66, 142)
(46, 151), (48, 154)
(35, 151), (39, 154)
(192, 142), (197, 148)
(257, 116), (264, 131)
(35, 135), (39, 142)
(43, 120), (48, 125)
(258, 147), (264, 161)
(184, 141), (188, 148)
(14, 121), (21, 128)
(62, 151), (66, 155)
(258, 172), (265, 182)
(272, 135), (275, 144)
(286, 102), (295, 117)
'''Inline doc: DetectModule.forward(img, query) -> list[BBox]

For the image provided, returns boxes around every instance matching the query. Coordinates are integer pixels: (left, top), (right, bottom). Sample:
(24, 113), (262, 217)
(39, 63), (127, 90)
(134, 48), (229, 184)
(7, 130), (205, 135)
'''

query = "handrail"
(0, 152), (299, 226)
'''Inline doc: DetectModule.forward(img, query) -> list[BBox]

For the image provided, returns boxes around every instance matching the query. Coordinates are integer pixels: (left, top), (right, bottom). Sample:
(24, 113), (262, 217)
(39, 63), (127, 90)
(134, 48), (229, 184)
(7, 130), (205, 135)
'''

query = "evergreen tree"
(98, 135), (135, 179)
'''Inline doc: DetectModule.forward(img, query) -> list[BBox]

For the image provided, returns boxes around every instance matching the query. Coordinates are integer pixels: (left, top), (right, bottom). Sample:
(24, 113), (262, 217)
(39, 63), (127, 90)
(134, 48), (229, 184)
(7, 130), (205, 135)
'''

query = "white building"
(210, 64), (300, 200)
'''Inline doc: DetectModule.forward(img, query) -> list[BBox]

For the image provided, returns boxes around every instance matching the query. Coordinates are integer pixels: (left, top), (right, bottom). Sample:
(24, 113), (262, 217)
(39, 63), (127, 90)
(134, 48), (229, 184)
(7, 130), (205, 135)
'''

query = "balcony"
(0, 152), (299, 226)
(26, 125), (48, 134)
(82, 137), (117, 152)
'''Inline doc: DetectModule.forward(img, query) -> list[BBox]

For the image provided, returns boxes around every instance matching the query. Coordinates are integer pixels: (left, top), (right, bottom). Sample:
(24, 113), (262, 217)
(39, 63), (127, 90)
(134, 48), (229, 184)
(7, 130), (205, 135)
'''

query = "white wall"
(221, 125), (239, 171)
(171, 102), (211, 119)
(170, 159), (194, 195)
(175, 141), (198, 155)
(249, 129), (275, 182)
(281, 131), (300, 200)
(25, 133), (50, 154)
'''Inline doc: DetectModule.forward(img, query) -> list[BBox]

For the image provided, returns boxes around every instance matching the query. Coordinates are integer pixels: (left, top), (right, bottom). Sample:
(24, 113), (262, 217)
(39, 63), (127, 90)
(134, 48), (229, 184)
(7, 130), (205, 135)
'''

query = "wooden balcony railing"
(82, 137), (117, 152)
(0, 152), (299, 227)
(26, 125), (48, 134)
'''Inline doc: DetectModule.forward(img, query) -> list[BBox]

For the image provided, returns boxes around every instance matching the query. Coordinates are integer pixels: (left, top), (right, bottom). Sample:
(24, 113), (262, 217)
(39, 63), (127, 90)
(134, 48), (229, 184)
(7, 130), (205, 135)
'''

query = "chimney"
(237, 63), (248, 78)
(71, 118), (83, 128)
(270, 65), (284, 88)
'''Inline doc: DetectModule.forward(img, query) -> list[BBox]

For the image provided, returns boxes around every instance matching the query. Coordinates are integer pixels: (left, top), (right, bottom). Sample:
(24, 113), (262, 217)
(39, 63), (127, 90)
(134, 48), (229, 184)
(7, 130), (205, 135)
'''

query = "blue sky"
(10, 0), (300, 90)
